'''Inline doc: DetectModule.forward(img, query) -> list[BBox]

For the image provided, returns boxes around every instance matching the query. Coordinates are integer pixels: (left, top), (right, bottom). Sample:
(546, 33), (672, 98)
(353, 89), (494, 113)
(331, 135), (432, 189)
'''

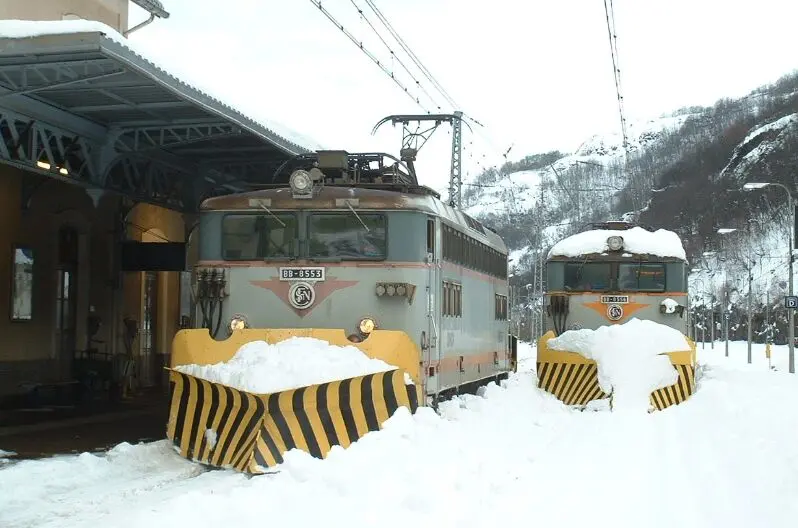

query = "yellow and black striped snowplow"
(535, 331), (697, 411)
(166, 328), (422, 474)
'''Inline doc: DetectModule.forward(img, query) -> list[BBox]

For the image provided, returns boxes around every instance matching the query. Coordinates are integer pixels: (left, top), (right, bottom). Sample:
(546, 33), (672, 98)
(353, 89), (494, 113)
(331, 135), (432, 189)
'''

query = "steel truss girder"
(0, 106), (98, 181)
(105, 153), (186, 210)
(0, 58), (129, 104)
(0, 105), (200, 211)
(116, 122), (243, 152)
(0, 54), (288, 211)
(449, 110), (463, 208)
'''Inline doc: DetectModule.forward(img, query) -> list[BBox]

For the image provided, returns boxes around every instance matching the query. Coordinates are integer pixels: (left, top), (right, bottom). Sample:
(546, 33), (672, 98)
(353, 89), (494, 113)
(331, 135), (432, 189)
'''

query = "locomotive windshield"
(618, 263), (666, 292)
(308, 213), (386, 260)
(564, 262), (612, 291)
(221, 213), (297, 260)
(556, 260), (673, 292)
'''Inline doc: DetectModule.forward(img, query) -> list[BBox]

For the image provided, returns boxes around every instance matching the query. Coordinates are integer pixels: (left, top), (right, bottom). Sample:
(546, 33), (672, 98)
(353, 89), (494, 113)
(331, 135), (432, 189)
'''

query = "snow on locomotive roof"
(547, 226), (686, 260)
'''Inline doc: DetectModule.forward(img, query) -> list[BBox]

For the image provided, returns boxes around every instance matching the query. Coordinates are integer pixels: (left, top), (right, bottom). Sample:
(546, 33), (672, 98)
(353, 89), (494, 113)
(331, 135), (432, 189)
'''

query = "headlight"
(229, 314), (249, 333)
(607, 235), (624, 251)
(289, 169), (313, 194)
(358, 317), (376, 335)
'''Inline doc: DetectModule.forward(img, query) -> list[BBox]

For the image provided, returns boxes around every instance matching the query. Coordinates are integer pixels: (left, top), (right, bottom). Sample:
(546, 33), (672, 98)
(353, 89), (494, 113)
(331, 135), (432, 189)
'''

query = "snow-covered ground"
(2, 340), (798, 528)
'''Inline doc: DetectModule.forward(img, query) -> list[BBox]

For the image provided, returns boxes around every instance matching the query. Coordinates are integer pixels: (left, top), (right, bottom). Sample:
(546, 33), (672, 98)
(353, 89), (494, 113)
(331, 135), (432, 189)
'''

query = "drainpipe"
(123, 13), (156, 37)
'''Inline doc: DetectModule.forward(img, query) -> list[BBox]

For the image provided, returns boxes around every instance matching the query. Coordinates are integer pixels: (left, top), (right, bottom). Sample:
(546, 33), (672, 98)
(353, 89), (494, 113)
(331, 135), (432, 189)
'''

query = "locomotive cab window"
(618, 263), (666, 292)
(222, 214), (297, 260)
(308, 213), (386, 260)
(563, 262), (612, 291)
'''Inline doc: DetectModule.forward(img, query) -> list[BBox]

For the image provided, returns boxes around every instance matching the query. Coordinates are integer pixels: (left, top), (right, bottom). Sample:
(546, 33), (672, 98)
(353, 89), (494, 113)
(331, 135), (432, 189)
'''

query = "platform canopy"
(0, 20), (321, 212)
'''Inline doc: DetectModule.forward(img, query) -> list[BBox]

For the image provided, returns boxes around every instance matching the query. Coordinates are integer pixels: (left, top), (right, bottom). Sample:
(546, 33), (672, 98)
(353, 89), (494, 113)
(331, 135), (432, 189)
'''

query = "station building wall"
(0, 0), (129, 33)
(0, 164), (186, 399)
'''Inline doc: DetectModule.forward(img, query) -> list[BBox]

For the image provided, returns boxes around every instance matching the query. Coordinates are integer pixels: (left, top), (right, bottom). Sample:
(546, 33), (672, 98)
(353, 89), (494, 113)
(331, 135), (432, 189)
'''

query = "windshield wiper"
(259, 202), (286, 227)
(345, 201), (370, 232)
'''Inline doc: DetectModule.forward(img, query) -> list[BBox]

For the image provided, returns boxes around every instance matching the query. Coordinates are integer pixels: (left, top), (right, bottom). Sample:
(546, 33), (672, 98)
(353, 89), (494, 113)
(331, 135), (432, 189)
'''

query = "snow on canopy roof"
(547, 226), (687, 260)
(0, 19), (323, 153)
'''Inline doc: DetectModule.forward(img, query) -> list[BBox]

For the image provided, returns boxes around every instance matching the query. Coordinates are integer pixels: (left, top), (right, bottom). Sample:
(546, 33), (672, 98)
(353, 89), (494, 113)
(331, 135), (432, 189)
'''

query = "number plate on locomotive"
(279, 267), (325, 281)
(600, 295), (629, 304)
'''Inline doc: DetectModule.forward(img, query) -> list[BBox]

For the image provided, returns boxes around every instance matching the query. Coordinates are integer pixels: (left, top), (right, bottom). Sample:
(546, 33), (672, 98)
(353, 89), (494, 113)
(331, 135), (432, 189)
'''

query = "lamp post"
(718, 228), (737, 357)
(702, 251), (720, 349)
(690, 274), (709, 346)
(747, 256), (753, 364)
(743, 182), (794, 373)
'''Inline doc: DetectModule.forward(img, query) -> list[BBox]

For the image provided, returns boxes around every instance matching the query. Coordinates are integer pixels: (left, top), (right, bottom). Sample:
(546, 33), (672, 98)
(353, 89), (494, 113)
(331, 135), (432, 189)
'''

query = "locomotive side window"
(442, 280), (462, 317)
(495, 294), (507, 320)
(308, 213), (386, 260)
(441, 222), (508, 279)
(426, 218), (435, 256)
(563, 262), (612, 291)
(221, 214), (297, 260)
(618, 263), (666, 292)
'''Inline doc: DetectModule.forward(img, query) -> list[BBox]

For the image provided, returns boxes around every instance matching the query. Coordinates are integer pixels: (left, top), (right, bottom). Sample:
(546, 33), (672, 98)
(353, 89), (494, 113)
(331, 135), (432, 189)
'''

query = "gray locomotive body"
(544, 255), (690, 335)
(192, 182), (513, 403)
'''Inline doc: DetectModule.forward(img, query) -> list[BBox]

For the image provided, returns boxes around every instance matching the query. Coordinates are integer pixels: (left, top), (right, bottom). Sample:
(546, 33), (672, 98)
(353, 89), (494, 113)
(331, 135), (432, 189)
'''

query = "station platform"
(0, 388), (168, 460)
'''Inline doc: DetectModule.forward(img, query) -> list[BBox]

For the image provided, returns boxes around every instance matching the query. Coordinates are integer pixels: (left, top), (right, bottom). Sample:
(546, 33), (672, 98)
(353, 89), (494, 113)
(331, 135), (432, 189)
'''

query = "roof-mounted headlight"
(607, 235), (624, 251)
(289, 169), (313, 197)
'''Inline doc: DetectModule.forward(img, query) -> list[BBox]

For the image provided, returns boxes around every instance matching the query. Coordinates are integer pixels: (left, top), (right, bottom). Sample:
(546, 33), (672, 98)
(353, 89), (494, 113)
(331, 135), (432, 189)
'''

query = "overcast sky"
(128, 0), (798, 195)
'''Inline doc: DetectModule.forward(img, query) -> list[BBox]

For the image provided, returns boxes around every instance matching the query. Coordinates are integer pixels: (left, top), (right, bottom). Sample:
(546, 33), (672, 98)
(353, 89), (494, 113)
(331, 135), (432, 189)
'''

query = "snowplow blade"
(166, 368), (419, 474)
(170, 328), (421, 383)
(166, 328), (423, 474)
(535, 331), (697, 411)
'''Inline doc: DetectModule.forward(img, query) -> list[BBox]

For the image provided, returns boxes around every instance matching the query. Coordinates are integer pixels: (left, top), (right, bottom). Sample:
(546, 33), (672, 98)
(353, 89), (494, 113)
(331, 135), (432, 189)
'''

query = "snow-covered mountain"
(718, 112), (798, 183)
(461, 112), (695, 268)
(461, 70), (798, 344)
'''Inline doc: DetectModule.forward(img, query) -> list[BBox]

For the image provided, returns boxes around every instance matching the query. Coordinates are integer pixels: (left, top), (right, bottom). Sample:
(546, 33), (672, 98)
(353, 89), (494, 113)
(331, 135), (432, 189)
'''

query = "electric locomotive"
(174, 150), (516, 406)
(536, 221), (696, 410)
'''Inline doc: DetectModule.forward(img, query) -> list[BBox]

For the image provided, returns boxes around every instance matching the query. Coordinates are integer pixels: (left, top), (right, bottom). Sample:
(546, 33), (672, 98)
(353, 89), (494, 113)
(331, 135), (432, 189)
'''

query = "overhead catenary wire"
(602, 0), (644, 215)
(602, 0), (628, 152)
(362, 0), (459, 110)
(462, 182), (624, 192)
(310, 0), (514, 181)
(348, 0), (443, 112)
(307, 0), (430, 113)
(358, 0), (512, 162)
(364, 1), (512, 165)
